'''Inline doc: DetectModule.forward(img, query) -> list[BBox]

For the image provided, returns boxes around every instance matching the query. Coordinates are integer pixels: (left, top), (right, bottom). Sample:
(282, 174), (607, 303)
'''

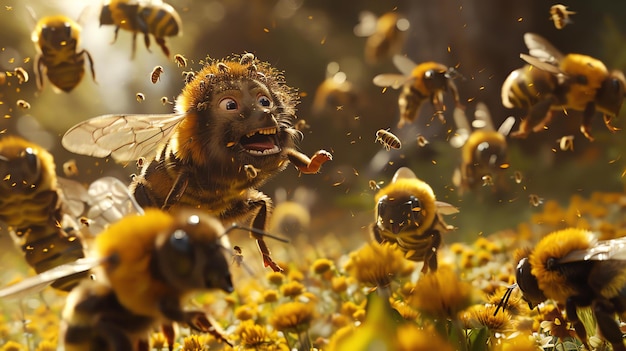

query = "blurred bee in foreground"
(0, 136), (87, 291)
(373, 55), (464, 128)
(31, 15), (96, 92)
(371, 167), (458, 273)
(311, 62), (359, 115)
(353, 11), (410, 64)
(62, 53), (332, 273)
(504, 228), (626, 351)
(502, 32), (625, 141)
(450, 103), (516, 195)
(100, 0), (182, 58)
(550, 4), (575, 30)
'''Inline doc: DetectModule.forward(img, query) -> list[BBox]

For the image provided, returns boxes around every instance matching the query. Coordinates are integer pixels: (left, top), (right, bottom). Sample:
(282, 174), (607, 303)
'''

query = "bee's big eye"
(257, 95), (272, 107)
(219, 98), (238, 111)
(170, 229), (191, 253)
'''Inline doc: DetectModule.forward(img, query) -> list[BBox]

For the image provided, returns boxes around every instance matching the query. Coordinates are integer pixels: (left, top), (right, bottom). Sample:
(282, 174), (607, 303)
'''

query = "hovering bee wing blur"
(497, 116), (517, 136)
(472, 102), (495, 131)
(523, 33), (565, 65)
(450, 106), (471, 148)
(62, 113), (186, 163)
(558, 237), (626, 263)
(372, 73), (410, 89)
(85, 177), (144, 235)
(435, 201), (460, 215)
(520, 54), (564, 76)
(392, 55), (417, 77)
(0, 257), (105, 299)
(57, 177), (89, 218)
(353, 11), (378, 37)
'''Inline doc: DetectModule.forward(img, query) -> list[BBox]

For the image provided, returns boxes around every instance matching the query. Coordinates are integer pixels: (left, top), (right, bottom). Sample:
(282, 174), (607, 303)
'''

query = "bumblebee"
(62, 53), (332, 273)
(502, 32), (626, 141)
(0, 136), (87, 291)
(550, 4), (575, 30)
(100, 0), (182, 58)
(31, 15), (96, 92)
(371, 167), (458, 273)
(450, 103), (516, 195)
(311, 62), (359, 115)
(373, 55), (463, 128)
(375, 129), (401, 150)
(512, 228), (626, 351)
(353, 11), (410, 64)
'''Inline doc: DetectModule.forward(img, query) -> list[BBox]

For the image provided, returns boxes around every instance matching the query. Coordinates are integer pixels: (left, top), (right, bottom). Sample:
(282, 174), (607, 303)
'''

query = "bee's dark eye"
(170, 229), (191, 253)
(219, 98), (238, 111)
(257, 94), (272, 107)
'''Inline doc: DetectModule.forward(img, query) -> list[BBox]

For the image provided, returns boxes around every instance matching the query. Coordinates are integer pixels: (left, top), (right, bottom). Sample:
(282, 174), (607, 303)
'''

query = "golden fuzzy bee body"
(503, 33), (625, 140)
(354, 11), (410, 64)
(371, 167), (457, 273)
(31, 15), (96, 92)
(374, 56), (463, 128)
(63, 54), (332, 273)
(550, 4), (575, 30)
(0, 136), (86, 291)
(59, 208), (234, 350)
(100, 0), (182, 58)
(512, 228), (626, 351)
(375, 129), (401, 150)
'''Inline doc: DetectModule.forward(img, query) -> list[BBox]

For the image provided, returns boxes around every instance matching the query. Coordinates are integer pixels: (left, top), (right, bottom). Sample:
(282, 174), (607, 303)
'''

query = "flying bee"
(151, 65), (163, 83)
(174, 53), (187, 67)
(100, 0), (182, 58)
(375, 129), (401, 150)
(371, 167), (458, 273)
(16, 99), (30, 110)
(136, 92), (145, 102)
(13, 67), (29, 84)
(0, 136), (87, 291)
(31, 15), (96, 92)
(450, 103), (516, 195)
(373, 55), (464, 128)
(506, 228), (626, 351)
(502, 33), (625, 141)
(558, 134), (575, 151)
(353, 11), (410, 64)
(62, 53), (332, 273)
(312, 62), (359, 115)
(550, 4), (575, 30)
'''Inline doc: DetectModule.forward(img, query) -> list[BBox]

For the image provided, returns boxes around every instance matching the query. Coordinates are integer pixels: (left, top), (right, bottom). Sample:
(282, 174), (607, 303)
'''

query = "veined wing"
(559, 237), (626, 263)
(62, 113), (186, 163)
(523, 33), (565, 65)
(392, 54), (417, 77)
(497, 116), (516, 137)
(85, 176), (143, 235)
(520, 54), (564, 76)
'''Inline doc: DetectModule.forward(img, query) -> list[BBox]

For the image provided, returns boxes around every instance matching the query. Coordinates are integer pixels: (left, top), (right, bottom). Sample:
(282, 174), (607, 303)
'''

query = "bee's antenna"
(494, 283), (517, 316)
(223, 224), (290, 243)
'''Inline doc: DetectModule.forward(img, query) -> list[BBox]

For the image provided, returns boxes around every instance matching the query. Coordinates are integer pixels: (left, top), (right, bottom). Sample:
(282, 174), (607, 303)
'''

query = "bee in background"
(550, 4), (575, 30)
(371, 167), (458, 273)
(353, 11), (410, 64)
(509, 228), (626, 351)
(268, 187), (315, 239)
(100, 0), (182, 58)
(0, 136), (87, 291)
(502, 32), (625, 141)
(450, 103), (516, 195)
(174, 53), (187, 68)
(62, 53), (332, 273)
(151, 65), (163, 83)
(311, 62), (360, 115)
(373, 55), (464, 128)
(375, 129), (401, 151)
(31, 15), (96, 92)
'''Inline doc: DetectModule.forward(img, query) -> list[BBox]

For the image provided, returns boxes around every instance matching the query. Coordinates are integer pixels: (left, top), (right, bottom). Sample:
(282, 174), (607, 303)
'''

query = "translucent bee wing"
(0, 257), (104, 299)
(472, 102), (495, 131)
(520, 54), (564, 76)
(391, 167), (417, 183)
(523, 33), (565, 65)
(353, 11), (378, 37)
(392, 54), (417, 77)
(450, 107), (470, 148)
(559, 237), (626, 263)
(435, 201), (460, 215)
(62, 113), (186, 163)
(497, 116), (517, 137)
(372, 73), (411, 89)
(57, 177), (89, 218)
(85, 176), (143, 235)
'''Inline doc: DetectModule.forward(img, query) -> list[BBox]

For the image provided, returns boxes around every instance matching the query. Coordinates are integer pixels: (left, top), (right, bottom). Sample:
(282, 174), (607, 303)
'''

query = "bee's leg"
(580, 102), (596, 141)
(250, 199), (284, 273)
(448, 79), (465, 110)
(34, 55), (44, 91)
(432, 91), (446, 123)
(422, 231), (440, 274)
(111, 26), (120, 44)
(161, 323), (175, 351)
(81, 50), (97, 83)
(159, 299), (233, 347)
(370, 223), (384, 243)
(565, 296), (591, 350)
(162, 172), (189, 210)
(593, 299), (626, 351)
(131, 32), (138, 59)
(603, 114), (620, 132)
(155, 37), (170, 57)
(285, 148), (332, 174)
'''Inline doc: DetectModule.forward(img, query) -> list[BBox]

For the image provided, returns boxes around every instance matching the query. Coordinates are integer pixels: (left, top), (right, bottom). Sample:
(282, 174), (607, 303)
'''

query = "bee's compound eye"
(219, 98), (238, 111)
(257, 94), (272, 107)
(170, 229), (191, 253)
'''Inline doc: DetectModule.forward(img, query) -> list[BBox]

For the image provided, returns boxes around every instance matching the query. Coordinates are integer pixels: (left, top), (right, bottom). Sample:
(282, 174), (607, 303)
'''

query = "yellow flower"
(390, 299), (420, 320)
(270, 302), (315, 332)
(395, 324), (454, 351)
(463, 304), (513, 334)
(235, 320), (289, 351)
(280, 281), (305, 298)
(181, 335), (206, 351)
(235, 304), (258, 321)
(407, 265), (474, 319)
(331, 276), (348, 294)
(263, 289), (279, 303)
(267, 272), (284, 286)
(492, 333), (540, 351)
(150, 332), (168, 350)
(288, 269), (304, 282)
(34, 341), (57, 351)
(1, 341), (25, 351)
(312, 258), (334, 275)
(345, 242), (411, 288)
(340, 301), (365, 317)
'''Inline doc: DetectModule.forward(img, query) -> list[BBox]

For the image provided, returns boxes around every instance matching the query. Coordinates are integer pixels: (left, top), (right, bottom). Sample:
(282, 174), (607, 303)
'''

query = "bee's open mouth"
(239, 126), (281, 155)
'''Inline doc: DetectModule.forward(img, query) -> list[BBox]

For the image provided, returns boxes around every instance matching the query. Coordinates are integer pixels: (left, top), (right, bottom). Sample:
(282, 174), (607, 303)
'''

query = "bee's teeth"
(246, 127), (277, 138)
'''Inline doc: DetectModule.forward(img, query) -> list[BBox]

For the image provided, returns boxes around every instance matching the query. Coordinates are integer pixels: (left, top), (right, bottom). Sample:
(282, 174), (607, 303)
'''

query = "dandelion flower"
(331, 276), (348, 294)
(235, 304), (258, 321)
(263, 289), (279, 303)
(270, 301), (315, 333)
(280, 281), (305, 298)
(235, 320), (288, 351)
(466, 304), (513, 334)
(312, 258), (334, 275)
(267, 272), (284, 286)
(345, 242), (411, 288)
